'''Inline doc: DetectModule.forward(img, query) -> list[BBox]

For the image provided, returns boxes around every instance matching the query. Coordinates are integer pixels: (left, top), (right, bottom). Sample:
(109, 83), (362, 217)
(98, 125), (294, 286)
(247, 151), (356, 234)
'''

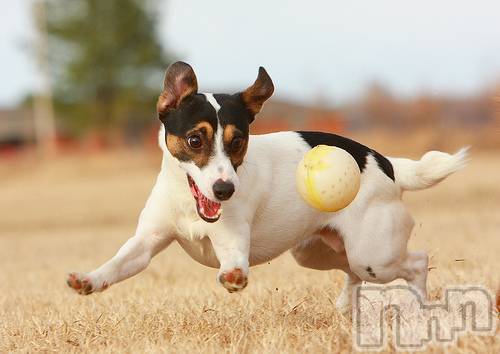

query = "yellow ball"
(296, 145), (361, 212)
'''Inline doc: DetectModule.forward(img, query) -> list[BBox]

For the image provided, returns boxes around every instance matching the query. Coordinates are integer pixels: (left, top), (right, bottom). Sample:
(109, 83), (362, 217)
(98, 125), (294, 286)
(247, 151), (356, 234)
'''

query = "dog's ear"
(157, 61), (198, 115)
(241, 67), (274, 118)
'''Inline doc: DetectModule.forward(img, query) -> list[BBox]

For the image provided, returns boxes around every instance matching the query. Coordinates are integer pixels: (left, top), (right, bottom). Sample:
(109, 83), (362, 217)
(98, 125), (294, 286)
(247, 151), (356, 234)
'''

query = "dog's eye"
(187, 135), (203, 149)
(231, 137), (244, 151)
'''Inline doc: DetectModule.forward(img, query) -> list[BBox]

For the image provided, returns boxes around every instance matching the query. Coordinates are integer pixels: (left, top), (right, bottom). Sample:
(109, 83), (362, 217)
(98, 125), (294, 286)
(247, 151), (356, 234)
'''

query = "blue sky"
(1, 0), (500, 107)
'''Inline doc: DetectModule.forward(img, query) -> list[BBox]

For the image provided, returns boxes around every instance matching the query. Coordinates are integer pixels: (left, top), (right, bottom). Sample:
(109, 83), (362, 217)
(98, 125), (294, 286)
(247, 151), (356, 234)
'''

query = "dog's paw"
(218, 268), (248, 293)
(66, 273), (108, 295)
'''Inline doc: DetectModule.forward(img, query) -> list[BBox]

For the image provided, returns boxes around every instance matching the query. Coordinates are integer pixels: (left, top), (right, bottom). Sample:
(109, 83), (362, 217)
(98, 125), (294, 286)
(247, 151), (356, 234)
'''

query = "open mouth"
(187, 175), (222, 223)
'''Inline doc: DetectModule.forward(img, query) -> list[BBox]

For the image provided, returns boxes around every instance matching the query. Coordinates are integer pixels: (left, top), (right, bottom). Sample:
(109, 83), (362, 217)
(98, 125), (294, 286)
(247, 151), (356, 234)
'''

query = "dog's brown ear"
(157, 61), (198, 115)
(241, 67), (274, 116)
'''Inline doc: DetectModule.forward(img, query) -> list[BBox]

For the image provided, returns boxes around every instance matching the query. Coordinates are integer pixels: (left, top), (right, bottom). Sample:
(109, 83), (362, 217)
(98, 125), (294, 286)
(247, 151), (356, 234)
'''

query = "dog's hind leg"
(401, 251), (429, 299)
(342, 200), (429, 300)
(335, 272), (361, 314)
(291, 233), (350, 271)
(291, 232), (359, 313)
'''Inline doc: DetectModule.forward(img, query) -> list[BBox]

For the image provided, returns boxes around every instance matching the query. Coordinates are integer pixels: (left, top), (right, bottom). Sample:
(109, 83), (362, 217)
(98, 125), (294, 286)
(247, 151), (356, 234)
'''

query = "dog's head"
(157, 61), (274, 223)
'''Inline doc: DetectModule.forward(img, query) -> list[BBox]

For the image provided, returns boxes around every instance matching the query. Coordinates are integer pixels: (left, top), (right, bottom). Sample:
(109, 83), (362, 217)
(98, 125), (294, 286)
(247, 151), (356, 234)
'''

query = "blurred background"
(1, 2), (499, 351)
(1, 0), (499, 157)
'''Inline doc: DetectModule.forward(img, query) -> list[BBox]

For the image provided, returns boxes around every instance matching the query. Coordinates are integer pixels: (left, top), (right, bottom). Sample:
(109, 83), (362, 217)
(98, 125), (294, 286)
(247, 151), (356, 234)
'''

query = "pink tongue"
(200, 194), (220, 217)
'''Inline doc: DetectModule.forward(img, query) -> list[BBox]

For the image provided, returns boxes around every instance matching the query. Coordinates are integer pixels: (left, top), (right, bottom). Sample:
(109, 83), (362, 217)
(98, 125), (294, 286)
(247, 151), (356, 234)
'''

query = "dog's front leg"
(67, 181), (175, 295)
(209, 223), (250, 293)
(67, 231), (174, 295)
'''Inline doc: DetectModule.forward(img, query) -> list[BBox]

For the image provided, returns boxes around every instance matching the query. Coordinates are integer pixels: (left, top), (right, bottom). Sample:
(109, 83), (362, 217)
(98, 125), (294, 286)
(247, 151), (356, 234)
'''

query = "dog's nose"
(212, 179), (235, 201)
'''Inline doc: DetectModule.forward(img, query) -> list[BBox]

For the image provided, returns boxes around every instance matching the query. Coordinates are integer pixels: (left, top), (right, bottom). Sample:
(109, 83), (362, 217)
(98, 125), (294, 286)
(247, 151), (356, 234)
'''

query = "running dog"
(67, 61), (468, 312)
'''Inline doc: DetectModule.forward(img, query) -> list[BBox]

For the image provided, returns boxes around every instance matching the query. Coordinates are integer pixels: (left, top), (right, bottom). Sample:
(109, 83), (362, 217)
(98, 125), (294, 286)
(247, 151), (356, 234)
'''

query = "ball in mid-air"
(296, 145), (361, 212)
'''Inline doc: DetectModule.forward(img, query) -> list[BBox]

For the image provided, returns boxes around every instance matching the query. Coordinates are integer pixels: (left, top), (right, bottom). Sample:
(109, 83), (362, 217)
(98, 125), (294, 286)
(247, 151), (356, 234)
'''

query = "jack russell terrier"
(67, 61), (468, 312)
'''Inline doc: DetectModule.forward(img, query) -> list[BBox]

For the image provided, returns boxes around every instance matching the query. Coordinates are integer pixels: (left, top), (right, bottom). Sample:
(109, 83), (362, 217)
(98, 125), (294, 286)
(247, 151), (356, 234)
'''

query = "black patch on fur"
(160, 94), (218, 137)
(213, 94), (253, 136)
(297, 131), (395, 181)
(373, 152), (395, 181)
(160, 92), (255, 170)
(214, 93), (253, 170)
(366, 266), (376, 278)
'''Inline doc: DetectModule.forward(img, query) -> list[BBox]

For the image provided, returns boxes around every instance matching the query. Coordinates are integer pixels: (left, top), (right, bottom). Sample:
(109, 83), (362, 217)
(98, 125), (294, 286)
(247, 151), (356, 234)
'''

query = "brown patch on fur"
(223, 124), (248, 168)
(166, 121), (215, 168)
(241, 67), (274, 116)
(223, 124), (237, 144)
(194, 121), (214, 140)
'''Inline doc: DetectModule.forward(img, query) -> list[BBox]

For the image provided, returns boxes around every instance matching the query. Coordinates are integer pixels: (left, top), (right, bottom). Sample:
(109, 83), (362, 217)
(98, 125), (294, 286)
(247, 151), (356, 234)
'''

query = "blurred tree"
(42, 0), (174, 142)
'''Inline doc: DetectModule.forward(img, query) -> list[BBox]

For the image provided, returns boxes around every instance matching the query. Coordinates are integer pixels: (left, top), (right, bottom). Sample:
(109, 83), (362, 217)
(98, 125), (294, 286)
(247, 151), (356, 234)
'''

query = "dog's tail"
(389, 147), (469, 191)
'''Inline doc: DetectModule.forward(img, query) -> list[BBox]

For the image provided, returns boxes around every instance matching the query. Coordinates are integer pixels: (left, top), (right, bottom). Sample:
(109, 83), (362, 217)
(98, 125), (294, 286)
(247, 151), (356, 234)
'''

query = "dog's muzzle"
(212, 179), (235, 201)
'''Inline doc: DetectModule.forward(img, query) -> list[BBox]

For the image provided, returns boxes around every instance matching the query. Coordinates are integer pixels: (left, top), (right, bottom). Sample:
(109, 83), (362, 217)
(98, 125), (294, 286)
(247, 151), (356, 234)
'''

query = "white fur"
(69, 129), (467, 311)
(204, 93), (220, 111)
(389, 147), (469, 191)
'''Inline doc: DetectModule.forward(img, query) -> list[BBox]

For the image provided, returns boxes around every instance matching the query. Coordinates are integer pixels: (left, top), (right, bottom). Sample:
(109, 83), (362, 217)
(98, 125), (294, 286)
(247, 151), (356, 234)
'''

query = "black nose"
(212, 179), (235, 201)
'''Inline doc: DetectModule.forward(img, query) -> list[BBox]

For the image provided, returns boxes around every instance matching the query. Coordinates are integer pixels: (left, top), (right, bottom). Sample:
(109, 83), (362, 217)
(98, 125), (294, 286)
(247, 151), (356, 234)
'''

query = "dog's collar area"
(187, 174), (222, 223)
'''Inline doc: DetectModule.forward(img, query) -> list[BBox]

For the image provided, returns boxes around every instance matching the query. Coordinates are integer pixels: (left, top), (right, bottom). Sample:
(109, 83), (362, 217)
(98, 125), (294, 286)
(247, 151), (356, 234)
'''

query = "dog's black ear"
(157, 61), (198, 115)
(241, 67), (274, 118)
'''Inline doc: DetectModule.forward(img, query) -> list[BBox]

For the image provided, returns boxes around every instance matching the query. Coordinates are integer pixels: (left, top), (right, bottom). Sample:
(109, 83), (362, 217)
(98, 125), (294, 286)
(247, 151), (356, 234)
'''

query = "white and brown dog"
(67, 62), (468, 312)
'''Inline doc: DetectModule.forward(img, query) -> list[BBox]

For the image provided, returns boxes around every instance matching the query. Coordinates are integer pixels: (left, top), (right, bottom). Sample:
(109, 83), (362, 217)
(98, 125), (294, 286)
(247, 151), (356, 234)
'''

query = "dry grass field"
(0, 147), (498, 353)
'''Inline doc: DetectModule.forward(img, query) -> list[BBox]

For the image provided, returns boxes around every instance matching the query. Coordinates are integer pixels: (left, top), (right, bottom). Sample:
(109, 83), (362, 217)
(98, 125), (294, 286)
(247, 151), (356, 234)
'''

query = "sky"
(1, 0), (500, 107)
